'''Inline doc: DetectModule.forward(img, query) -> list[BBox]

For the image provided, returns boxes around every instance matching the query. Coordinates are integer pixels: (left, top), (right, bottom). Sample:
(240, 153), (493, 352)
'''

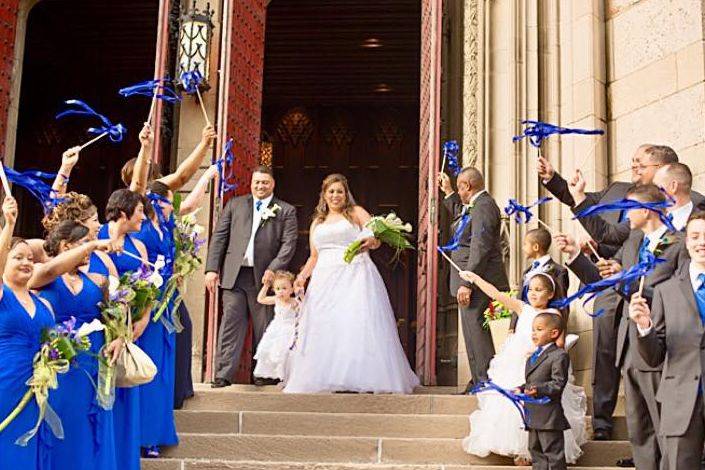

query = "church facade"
(0, 0), (702, 388)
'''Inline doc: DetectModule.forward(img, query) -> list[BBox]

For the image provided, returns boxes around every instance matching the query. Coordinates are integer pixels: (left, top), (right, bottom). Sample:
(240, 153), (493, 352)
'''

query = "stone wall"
(457, 0), (705, 390)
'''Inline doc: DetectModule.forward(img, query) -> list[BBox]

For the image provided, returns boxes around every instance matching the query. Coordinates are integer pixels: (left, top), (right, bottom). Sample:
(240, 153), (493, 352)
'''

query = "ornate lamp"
(177, 0), (215, 91)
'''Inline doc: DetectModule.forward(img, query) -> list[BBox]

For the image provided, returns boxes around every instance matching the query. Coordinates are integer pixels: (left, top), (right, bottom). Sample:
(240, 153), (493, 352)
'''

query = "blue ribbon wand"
(441, 140), (460, 176)
(180, 70), (211, 126)
(513, 120), (604, 149)
(56, 100), (127, 150)
(119, 77), (181, 126)
(470, 381), (550, 428)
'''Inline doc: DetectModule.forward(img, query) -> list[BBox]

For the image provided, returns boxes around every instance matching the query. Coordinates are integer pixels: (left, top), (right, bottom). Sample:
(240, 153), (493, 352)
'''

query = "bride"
(284, 174), (420, 394)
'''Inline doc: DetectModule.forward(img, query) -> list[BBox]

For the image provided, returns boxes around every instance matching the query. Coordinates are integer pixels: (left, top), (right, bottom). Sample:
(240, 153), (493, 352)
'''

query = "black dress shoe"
(455, 380), (476, 395)
(593, 429), (611, 441)
(616, 457), (635, 467)
(211, 378), (231, 388)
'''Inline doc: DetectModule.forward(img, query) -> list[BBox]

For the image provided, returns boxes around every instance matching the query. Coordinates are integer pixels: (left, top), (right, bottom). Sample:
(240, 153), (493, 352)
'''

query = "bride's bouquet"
(344, 212), (414, 263)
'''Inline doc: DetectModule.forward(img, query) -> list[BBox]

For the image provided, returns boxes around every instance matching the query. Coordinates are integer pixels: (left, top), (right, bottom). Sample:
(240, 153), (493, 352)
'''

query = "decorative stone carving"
(462, 0), (480, 169)
(276, 108), (314, 148)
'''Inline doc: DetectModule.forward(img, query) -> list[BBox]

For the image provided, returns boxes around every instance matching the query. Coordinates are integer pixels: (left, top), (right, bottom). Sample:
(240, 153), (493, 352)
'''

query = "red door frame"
(415, 0), (442, 386)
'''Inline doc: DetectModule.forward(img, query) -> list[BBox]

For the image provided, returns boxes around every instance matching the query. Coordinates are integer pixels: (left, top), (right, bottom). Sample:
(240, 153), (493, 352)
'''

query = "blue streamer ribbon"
(439, 212), (471, 252)
(504, 196), (552, 224)
(119, 78), (181, 104)
(550, 251), (665, 317)
(180, 70), (204, 95)
(55, 100), (126, 143)
(443, 140), (461, 176)
(215, 138), (237, 200)
(470, 380), (550, 428)
(5, 167), (64, 213)
(146, 192), (176, 280)
(513, 120), (604, 148)
(573, 198), (677, 233)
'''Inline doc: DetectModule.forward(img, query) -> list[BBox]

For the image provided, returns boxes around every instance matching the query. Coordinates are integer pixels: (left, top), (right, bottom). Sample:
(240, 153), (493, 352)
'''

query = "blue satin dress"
(134, 219), (178, 448)
(39, 272), (117, 470)
(0, 285), (54, 469)
(97, 224), (143, 470)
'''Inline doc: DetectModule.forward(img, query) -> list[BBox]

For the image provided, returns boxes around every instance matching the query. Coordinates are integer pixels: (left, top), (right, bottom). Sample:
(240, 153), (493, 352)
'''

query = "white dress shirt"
(243, 194), (273, 267)
(644, 225), (668, 252)
(638, 262), (705, 336)
(669, 200), (694, 232)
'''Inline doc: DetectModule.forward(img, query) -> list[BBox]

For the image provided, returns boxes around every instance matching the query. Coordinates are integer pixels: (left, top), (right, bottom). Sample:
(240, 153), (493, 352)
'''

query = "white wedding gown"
(283, 218), (420, 394)
(462, 304), (588, 463)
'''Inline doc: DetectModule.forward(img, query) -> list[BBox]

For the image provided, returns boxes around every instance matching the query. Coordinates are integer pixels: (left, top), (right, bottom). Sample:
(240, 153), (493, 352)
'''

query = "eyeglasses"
(631, 163), (662, 171)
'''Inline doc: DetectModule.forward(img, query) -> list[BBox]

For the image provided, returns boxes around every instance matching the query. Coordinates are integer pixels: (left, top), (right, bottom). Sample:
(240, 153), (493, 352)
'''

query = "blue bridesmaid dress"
(0, 285), (54, 469)
(134, 218), (178, 449)
(39, 271), (117, 470)
(97, 224), (143, 470)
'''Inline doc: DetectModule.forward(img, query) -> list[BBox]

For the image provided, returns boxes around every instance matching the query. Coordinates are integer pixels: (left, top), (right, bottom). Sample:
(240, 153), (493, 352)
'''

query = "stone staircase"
(141, 384), (629, 470)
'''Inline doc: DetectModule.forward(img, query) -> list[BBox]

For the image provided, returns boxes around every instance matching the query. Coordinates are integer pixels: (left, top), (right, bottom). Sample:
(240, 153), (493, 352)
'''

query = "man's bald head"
(456, 167), (485, 204)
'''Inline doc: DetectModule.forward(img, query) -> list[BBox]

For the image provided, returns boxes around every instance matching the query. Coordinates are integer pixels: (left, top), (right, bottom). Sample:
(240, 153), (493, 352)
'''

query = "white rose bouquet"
(344, 212), (414, 263)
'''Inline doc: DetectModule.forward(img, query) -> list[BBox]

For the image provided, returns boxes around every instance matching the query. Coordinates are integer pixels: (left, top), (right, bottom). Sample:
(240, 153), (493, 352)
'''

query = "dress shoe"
(593, 429), (611, 441)
(455, 380), (476, 395)
(254, 377), (281, 386)
(211, 378), (231, 388)
(616, 457), (635, 467)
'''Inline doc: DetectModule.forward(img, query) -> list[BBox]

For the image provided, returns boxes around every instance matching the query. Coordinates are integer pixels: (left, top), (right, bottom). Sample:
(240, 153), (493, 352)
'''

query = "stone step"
(160, 434), (631, 467)
(174, 410), (630, 440)
(184, 388), (626, 417)
(143, 460), (624, 470)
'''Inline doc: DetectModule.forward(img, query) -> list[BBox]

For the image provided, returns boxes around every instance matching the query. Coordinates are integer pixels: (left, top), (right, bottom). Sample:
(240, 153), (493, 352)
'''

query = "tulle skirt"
(284, 253), (419, 394)
(254, 317), (295, 381)
(462, 332), (588, 463)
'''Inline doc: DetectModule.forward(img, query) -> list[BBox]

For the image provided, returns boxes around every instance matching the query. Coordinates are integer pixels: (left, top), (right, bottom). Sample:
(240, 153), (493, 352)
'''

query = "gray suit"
(543, 173), (630, 435)
(568, 229), (684, 470)
(443, 191), (509, 383)
(521, 343), (570, 470)
(638, 265), (705, 470)
(205, 194), (298, 381)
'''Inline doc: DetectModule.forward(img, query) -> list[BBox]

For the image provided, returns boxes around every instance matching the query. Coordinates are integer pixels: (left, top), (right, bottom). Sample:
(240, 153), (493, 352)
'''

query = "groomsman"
(569, 161), (705, 246)
(630, 211), (705, 469)
(440, 169), (509, 392)
(538, 144), (680, 441)
(556, 184), (683, 470)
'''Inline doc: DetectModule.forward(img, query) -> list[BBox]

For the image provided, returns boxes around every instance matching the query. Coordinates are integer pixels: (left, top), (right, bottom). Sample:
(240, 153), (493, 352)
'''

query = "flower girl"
(457, 270), (587, 466)
(254, 270), (301, 383)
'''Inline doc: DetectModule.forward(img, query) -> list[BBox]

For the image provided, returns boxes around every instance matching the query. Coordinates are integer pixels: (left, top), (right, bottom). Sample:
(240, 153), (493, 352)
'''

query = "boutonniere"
(260, 203), (281, 225)
(653, 234), (676, 257)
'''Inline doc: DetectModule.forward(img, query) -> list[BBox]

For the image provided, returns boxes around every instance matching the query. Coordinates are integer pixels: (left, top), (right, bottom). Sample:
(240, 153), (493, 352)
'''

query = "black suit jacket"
(543, 173), (632, 259)
(521, 343), (571, 431)
(567, 229), (683, 370)
(509, 258), (569, 331)
(573, 191), (705, 247)
(443, 192), (509, 295)
(205, 194), (298, 290)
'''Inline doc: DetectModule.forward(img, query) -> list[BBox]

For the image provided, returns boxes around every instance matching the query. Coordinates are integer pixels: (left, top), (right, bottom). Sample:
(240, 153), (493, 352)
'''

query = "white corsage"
(260, 203), (281, 225)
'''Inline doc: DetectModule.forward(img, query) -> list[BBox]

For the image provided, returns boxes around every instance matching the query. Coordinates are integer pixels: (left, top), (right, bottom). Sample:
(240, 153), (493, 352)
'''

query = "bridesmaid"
(98, 189), (149, 470)
(30, 221), (121, 470)
(136, 180), (178, 457)
(0, 196), (55, 469)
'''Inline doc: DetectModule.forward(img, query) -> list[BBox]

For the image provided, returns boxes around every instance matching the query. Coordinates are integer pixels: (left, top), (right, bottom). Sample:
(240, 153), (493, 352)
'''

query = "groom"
(440, 168), (509, 393)
(205, 165), (298, 387)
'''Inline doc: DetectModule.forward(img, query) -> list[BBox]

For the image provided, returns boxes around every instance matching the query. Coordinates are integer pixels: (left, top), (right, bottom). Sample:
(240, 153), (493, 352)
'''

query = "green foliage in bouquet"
(482, 290), (518, 329)
(0, 317), (91, 444)
(344, 213), (415, 263)
(152, 206), (206, 325)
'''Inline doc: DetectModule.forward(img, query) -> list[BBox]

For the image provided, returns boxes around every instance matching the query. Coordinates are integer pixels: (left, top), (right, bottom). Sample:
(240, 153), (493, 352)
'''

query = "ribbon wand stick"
(0, 164), (11, 196)
(195, 87), (211, 127)
(79, 132), (109, 151)
(437, 247), (463, 272)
